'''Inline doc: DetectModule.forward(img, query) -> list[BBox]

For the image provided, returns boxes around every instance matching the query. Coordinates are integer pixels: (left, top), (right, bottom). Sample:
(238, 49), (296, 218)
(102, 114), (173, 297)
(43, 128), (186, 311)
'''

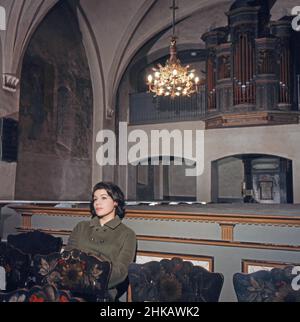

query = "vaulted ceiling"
(0, 0), (295, 118)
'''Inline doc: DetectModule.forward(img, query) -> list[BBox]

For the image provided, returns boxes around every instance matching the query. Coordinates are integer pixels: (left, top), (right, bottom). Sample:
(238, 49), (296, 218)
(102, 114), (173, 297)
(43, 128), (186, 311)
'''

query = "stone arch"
(129, 155), (197, 201)
(109, 0), (232, 112)
(4, 1), (105, 136)
(75, 2), (106, 184)
(4, 0), (105, 183)
(211, 153), (294, 204)
(4, 0), (59, 76)
(212, 152), (295, 164)
(15, 1), (94, 200)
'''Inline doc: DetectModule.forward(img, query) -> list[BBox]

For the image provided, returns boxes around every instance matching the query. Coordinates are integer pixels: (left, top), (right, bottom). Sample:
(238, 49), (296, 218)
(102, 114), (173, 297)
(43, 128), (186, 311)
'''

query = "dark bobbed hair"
(90, 182), (125, 219)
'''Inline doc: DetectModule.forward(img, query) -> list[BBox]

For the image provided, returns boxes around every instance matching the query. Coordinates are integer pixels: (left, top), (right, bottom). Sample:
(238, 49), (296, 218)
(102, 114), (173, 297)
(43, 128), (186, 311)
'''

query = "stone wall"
(15, 1), (93, 200)
(218, 157), (244, 200)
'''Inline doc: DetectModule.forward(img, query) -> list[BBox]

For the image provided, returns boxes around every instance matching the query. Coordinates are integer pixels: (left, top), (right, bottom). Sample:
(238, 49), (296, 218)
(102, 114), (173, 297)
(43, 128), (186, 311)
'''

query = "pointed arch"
(16, 1), (95, 200)
(108, 0), (232, 112)
(76, 2), (106, 183)
(3, 0), (59, 76)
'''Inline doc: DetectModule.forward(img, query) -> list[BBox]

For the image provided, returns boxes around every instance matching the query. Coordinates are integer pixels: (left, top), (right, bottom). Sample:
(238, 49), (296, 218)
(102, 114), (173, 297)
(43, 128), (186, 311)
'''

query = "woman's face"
(93, 189), (117, 223)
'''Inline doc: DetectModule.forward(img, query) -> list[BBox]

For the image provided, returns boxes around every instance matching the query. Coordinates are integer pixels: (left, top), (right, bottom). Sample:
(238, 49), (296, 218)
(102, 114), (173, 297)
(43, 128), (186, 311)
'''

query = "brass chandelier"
(147, 0), (199, 98)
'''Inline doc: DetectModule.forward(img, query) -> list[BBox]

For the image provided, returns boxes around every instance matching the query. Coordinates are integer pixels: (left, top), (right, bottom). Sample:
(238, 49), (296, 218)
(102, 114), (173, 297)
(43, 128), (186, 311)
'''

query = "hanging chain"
(170, 0), (178, 38)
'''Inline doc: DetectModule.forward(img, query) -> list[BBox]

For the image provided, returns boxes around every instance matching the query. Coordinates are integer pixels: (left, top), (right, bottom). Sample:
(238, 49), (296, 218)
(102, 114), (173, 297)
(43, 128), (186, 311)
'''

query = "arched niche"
(16, 0), (93, 200)
(211, 153), (293, 204)
(129, 155), (197, 201)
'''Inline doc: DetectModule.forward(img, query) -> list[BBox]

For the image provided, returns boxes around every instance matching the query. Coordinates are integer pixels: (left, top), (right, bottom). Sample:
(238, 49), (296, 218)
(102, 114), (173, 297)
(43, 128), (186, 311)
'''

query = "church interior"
(0, 0), (299, 302)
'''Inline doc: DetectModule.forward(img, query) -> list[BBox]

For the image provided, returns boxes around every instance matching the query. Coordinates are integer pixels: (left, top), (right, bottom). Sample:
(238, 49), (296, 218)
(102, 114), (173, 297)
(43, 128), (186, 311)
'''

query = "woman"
(66, 182), (137, 301)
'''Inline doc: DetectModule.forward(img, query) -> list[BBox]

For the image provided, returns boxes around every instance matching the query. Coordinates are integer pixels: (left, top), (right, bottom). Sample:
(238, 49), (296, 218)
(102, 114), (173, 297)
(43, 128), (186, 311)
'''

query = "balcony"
(129, 86), (206, 125)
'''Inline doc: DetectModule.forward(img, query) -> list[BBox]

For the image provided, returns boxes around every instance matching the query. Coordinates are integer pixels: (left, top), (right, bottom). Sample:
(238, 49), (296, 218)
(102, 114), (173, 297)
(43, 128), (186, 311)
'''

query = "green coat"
(66, 216), (136, 296)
